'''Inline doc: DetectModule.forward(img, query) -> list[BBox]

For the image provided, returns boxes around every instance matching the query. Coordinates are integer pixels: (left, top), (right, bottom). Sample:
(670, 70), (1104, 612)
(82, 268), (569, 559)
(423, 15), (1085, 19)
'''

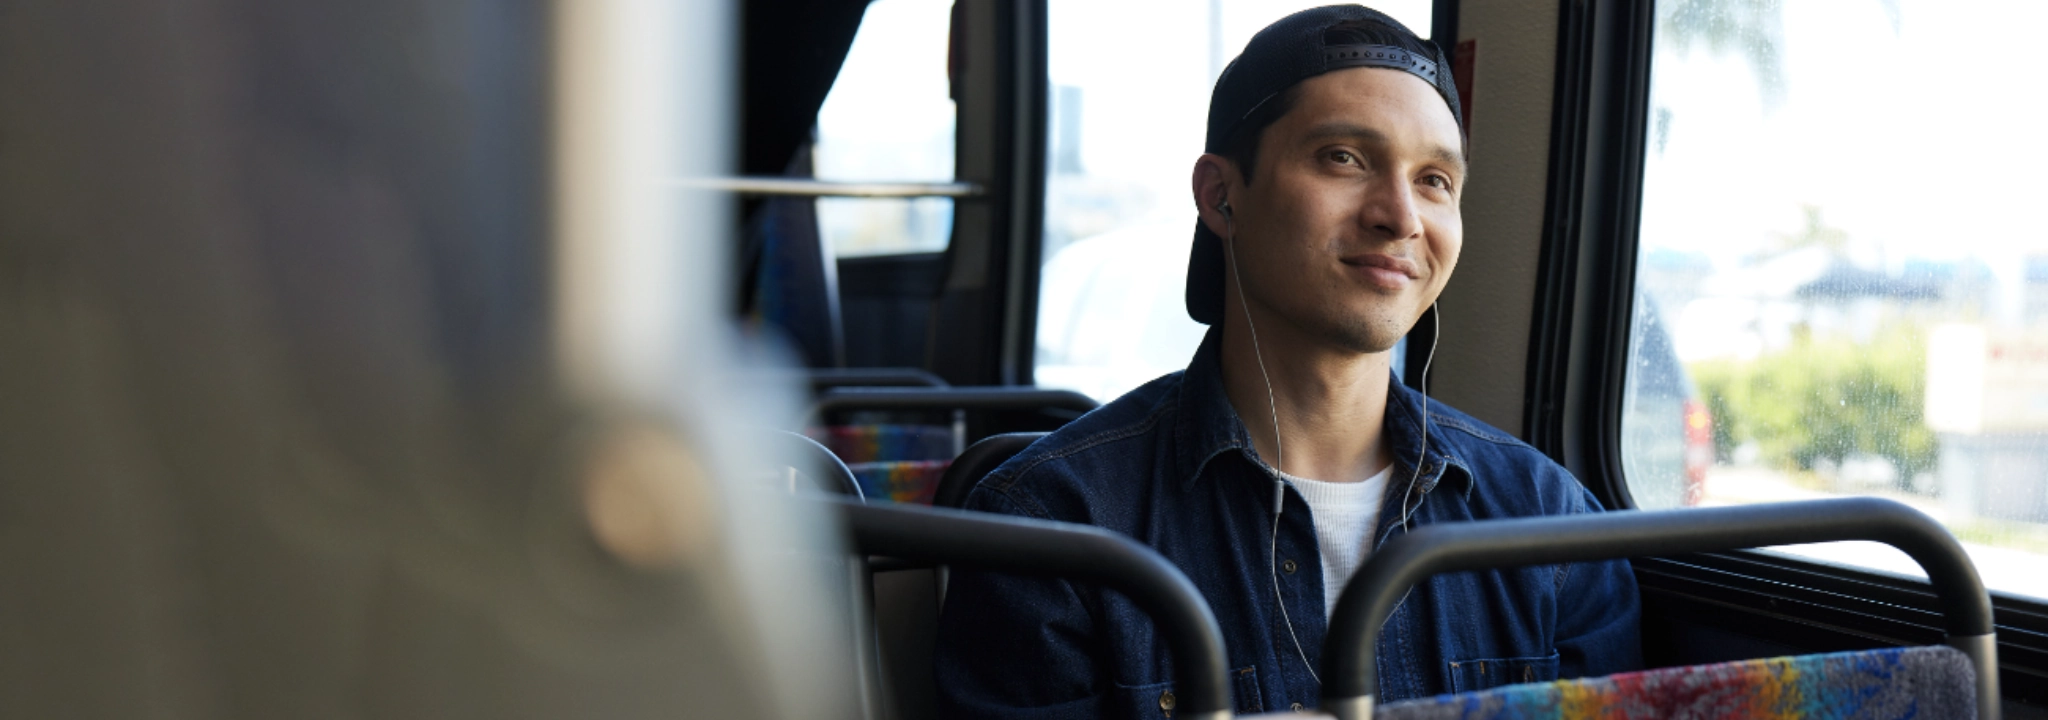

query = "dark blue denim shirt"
(934, 330), (1641, 718)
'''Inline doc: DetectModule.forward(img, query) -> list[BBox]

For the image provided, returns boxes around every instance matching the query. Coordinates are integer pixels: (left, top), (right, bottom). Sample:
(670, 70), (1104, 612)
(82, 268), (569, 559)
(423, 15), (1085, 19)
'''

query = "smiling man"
(935, 6), (1640, 718)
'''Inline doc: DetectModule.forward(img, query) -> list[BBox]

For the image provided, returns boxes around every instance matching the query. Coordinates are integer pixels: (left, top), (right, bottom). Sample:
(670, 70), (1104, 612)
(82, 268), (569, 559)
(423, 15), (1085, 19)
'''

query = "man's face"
(1221, 66), (1465, 355)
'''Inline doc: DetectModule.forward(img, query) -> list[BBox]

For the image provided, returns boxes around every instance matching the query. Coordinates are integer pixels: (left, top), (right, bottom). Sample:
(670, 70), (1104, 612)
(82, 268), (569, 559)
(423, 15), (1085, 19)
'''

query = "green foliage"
(1689, 327), (1937, 484)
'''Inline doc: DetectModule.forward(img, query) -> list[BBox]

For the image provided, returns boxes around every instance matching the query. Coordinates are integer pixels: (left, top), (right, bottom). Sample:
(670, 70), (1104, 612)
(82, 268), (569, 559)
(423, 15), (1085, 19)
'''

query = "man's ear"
(1191, 153), (1239, 239)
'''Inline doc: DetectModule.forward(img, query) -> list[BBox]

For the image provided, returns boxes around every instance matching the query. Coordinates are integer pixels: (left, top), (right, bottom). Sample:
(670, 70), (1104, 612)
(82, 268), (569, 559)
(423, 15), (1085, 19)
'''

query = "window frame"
(925, 0), (1047, 387)
(1527, 0), (2048, 706)
(1523, 0), (1651, 509)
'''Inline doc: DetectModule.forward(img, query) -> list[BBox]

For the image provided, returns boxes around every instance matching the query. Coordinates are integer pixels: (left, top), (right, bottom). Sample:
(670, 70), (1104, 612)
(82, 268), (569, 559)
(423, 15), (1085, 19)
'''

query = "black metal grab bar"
(1320, 497), (1998, 720)
(830, 499), (1234, 720)
(806, 386), (1099, 423)
(803, 367), (949, 392)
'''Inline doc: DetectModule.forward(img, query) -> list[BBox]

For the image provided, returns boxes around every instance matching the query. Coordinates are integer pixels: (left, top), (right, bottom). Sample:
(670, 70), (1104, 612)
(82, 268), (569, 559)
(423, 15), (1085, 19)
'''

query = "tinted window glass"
(1626, 0), (2048, 599)
(813, 0), (957, 257)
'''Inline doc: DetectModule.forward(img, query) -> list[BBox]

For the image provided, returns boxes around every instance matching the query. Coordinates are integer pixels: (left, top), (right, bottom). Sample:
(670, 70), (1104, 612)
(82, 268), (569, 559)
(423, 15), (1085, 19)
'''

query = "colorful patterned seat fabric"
(808, 424), (955, 503)
(1378, 645), (1975, 720)
(845, 459), (949, 505)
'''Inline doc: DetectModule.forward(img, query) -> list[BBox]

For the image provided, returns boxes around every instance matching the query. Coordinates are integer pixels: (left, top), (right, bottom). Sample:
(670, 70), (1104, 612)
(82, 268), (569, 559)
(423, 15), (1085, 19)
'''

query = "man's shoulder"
(1419, 396), (1601, 514)
(1422, 397), (1534, 454)
(964, 373), (1185, 522)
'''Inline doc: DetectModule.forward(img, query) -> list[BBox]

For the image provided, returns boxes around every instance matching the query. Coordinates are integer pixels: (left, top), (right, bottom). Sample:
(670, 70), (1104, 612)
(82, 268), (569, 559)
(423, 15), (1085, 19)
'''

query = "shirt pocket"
(1110, 666), (1263, 718)
(1446, 652), (1561, 694)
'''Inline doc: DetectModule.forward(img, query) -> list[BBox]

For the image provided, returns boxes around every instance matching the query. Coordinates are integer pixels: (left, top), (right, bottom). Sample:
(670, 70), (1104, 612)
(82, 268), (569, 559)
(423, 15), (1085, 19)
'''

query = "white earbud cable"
(1221, 208), (1321, 686)
(1399, 303), (1439, 533)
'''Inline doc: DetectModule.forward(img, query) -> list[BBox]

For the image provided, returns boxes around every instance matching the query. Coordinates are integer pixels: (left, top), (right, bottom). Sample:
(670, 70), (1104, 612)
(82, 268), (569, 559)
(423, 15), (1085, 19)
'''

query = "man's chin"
(1322, 315), (1410, 356)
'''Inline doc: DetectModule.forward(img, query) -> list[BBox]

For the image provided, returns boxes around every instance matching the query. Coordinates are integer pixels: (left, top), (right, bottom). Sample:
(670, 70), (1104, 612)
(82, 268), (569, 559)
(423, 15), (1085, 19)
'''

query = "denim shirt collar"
(1171, 327), (1474, 499)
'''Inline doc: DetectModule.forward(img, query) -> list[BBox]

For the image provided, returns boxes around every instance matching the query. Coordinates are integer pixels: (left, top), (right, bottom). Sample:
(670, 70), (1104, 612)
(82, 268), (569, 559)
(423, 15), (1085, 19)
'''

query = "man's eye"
(1423, 175), (1453, 190)
(1329, 150), (1358, 165)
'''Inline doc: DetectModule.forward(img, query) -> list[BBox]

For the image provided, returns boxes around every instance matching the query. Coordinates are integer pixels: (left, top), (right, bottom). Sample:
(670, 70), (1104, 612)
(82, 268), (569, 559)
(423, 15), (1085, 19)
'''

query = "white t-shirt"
(1277, 465), (1393, 618)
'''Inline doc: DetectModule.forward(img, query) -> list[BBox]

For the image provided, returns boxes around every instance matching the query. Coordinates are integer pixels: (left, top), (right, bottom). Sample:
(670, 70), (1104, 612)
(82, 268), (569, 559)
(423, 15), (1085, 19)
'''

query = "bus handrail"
(804, 367), (949, 392)
(805, 386), (1099, 424)
(832, 499), (1233, 720)
(669, 176), (984, 198)
(1320, 497), (1997, 720)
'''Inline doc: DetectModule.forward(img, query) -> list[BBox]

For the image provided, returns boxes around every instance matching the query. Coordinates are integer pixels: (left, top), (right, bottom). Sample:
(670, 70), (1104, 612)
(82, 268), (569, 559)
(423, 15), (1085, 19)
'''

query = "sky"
(1640, 0), (2048, 275)
(1639, 0), (2048, 362)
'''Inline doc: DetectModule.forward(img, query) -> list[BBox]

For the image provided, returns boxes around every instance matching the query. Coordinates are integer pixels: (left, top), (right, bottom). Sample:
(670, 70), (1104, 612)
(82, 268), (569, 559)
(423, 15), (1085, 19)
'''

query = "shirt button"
(1158, 690), (1176, 711)
(1281, 558), (1298, 574)
(1291, 702), (1305, 712)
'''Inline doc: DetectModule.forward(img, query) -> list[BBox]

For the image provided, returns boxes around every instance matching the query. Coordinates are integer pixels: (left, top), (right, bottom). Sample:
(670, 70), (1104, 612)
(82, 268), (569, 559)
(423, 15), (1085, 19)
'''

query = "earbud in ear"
(1218, 200), (1233, 219)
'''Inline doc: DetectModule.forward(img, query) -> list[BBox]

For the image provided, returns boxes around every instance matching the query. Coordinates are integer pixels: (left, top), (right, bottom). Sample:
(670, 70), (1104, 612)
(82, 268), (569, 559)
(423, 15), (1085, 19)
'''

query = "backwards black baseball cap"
(1186, 5), (1462, 325)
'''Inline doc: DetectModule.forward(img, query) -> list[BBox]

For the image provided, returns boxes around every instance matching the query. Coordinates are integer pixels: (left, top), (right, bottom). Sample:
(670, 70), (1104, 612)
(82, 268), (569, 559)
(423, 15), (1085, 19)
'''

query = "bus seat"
(802, 392), (958, 508)
(743, 145), (844, 369)
(869, 432), (1043, 720)
(807, 418), (957, 463)
(846, 460), (950, 505)
(836, 499), (1240, 720)
(757, 429), (888, 720)
(1377, 645), (1975, 719)
(811, 399), (1083, 718)
(934, 432), (1047, 508)
(808, 423), (957, 503)
(1319, 498), (1999, 720)
(801, 387), (1096, 505)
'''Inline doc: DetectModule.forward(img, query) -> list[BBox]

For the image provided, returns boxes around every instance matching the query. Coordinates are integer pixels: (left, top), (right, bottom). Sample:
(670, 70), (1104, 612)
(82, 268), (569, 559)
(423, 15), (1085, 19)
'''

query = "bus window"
(813, 0), (956, 257)
(1033, 0), (1433, 402)
(1625, 0), (2048, 600)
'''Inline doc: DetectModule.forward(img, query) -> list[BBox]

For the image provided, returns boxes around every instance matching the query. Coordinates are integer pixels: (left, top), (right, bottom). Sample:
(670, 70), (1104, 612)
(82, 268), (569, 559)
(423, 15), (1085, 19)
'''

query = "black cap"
(1187, 5), (1462, 325)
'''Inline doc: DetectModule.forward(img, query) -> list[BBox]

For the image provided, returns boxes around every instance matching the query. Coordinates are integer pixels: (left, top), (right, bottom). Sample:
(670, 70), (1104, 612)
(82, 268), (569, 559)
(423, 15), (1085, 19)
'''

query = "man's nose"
(1358, 177), (1423, 242)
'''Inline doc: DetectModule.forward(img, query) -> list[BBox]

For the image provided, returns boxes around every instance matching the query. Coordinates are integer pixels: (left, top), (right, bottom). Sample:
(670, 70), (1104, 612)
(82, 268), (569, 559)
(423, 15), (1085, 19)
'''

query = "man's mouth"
(1341, 253), (1421, 289)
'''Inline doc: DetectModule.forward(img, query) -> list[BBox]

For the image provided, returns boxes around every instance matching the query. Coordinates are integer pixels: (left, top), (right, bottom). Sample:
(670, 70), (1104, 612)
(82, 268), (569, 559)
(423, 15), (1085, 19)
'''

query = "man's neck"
(1217, 313), (1395, 484)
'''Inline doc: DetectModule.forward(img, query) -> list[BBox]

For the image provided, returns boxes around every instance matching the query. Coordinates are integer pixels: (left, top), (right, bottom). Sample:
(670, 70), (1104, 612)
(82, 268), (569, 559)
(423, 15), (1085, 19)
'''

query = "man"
(935, 6), (1640, 717)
